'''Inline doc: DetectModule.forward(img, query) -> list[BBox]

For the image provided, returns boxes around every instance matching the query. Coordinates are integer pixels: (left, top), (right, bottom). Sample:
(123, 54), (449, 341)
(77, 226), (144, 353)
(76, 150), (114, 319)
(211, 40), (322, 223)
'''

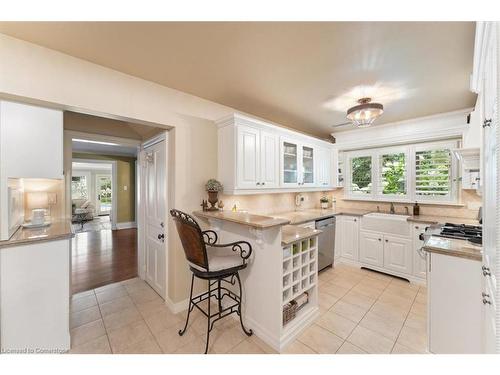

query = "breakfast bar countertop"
(423, 235), (482, 261)
(193, 210), (290, 229)
(281, 224), (322, 245)
(0, 220), (75, 249)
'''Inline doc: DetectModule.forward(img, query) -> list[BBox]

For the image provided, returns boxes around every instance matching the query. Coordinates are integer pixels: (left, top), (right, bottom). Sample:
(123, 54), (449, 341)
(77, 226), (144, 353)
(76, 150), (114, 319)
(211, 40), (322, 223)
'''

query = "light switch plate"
(124, 185), (128, 191)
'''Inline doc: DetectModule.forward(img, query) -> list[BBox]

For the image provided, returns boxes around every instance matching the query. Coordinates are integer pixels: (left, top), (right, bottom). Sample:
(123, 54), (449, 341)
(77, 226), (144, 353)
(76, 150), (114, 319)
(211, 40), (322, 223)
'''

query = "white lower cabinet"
(428, 252), (482, 353)
(359, 231), (383, 267)
(340, 215), (359, 261)
(359, 230), (412, 275)
(383, 235), (412, 274)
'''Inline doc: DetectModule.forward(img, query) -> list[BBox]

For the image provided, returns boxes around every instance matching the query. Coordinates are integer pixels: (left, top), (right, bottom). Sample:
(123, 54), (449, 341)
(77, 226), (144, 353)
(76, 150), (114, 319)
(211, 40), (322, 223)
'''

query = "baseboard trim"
(116, 221), (137, 230)
(165, 296), (189, 314)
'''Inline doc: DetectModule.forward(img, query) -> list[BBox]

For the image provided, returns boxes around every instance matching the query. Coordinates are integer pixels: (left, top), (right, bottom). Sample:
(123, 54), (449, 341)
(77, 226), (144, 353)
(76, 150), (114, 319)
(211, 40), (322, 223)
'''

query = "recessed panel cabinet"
(340, 216), (359, 261)
(359, 231), (384, 267)
(218, 114), (335, 194)
(383, 235), (412, 274)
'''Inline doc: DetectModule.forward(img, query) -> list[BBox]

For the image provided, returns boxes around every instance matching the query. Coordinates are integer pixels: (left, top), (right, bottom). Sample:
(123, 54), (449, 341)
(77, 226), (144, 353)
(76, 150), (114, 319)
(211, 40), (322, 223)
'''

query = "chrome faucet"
(390, 202), (395, 214)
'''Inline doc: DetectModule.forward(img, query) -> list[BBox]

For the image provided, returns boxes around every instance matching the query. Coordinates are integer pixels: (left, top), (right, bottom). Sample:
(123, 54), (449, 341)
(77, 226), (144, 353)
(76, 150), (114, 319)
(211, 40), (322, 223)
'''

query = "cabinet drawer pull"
(385, 239), (388, 242)
(378, 238), (381, 241)
(482, 292), (490, 298)
(256, 182), (261, 185)
(483, 118), (492, 128)
(261, 182), (265, 185)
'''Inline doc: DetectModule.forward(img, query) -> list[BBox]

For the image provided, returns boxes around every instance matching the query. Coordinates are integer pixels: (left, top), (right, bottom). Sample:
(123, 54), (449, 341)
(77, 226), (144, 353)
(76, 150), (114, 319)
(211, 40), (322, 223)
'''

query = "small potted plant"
(320, 196), (330, 209)
(205, 179), (223, 211)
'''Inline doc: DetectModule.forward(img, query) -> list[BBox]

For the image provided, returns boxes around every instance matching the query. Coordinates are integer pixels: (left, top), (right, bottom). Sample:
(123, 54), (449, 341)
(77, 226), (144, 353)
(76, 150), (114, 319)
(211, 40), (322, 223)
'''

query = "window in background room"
(71, 176), (88, 200)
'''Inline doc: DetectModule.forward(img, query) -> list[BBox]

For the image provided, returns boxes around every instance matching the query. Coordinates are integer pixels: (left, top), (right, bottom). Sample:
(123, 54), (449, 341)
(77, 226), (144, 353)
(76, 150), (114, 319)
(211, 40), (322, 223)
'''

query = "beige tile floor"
(69, 263), (428, 354)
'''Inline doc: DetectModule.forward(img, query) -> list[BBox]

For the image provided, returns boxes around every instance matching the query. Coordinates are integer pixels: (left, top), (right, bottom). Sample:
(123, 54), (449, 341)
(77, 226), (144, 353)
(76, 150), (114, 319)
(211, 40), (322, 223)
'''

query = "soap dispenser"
(413, 202), (420, 216)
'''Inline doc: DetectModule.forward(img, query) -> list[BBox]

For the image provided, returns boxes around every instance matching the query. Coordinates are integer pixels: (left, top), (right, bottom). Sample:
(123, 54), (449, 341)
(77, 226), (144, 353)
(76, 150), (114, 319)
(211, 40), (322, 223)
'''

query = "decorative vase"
(207, 191), (219, 211)
(321, 202), (329, 209)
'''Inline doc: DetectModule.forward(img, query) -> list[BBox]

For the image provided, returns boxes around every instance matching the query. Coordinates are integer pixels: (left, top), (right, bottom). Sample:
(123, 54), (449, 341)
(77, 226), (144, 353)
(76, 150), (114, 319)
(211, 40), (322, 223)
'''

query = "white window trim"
(343, 140), (460, 205)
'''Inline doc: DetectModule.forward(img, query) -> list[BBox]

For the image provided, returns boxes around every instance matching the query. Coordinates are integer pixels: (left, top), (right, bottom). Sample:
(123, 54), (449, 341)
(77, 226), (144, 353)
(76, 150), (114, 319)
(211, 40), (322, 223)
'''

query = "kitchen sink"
(361, 212), (411, 236)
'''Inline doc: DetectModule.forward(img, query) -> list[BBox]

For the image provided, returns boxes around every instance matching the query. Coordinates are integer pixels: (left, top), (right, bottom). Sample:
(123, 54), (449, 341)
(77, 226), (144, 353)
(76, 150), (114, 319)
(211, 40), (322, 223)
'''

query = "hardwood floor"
(71, 228), (138, 294)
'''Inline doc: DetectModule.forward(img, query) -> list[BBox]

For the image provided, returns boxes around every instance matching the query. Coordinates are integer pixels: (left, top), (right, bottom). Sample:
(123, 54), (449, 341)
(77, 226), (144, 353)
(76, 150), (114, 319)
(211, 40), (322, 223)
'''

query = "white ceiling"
(72, 140), (138, 157)
(0, 22), (477, 137)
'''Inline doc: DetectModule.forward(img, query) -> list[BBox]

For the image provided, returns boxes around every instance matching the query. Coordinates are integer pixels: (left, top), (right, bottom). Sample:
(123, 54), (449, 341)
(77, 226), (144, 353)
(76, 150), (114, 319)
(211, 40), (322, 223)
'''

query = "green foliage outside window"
(381, 153), (406, 195)
(351, 156), (372, 194)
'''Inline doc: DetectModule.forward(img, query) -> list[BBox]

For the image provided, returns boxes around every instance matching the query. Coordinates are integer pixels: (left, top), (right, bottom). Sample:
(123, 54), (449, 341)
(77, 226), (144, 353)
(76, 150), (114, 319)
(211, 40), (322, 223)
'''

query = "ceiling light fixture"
(346, 97), (384, 128)
(73, 138), (119, 146)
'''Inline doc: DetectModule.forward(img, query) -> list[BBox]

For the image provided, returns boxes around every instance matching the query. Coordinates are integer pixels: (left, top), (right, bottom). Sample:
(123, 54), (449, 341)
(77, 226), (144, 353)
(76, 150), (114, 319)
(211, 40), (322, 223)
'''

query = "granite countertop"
(407, 215), (480, 226)
(193, 210), (290, 229)
(273, 208), (371, 225)
(281, 225), (322, 246)
(0, 220), (75, 249)
(273, 208), (480, 226)
(423, 235), (482, 261)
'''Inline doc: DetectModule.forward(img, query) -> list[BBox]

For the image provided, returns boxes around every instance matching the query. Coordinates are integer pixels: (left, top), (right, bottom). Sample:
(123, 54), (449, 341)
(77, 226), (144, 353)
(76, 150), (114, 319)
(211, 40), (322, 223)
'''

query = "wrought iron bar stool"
(170, 209), (253, 354)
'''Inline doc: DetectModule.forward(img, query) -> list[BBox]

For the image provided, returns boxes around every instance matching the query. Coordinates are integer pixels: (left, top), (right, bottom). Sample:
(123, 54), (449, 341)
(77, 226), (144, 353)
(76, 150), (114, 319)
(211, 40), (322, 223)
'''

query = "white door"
(340, 216), (359, 261)
(259, 130), (279, 188)
(237, 125), (260, 189)
(95, 174), (112, 215)
(383, 235), (412, 274)
(144, 140), (167, 298)
(412, 224), (427, 279)
(359, 231), (384, 267)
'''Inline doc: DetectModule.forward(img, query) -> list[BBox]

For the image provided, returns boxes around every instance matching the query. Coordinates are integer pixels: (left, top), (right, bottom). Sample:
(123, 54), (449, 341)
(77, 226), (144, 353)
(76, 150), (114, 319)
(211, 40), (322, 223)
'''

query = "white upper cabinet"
(218, 114), (336, 194)
(316, 146), (333, 188)
(0, 101), (63, 180)
(236, 125), (261, 189)
(259, 130), (280, 188)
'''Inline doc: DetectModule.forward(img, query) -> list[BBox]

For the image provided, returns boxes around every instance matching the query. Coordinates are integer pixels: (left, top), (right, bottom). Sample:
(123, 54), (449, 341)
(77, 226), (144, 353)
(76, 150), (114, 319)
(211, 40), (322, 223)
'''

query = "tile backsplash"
(219, 188), (481, 219)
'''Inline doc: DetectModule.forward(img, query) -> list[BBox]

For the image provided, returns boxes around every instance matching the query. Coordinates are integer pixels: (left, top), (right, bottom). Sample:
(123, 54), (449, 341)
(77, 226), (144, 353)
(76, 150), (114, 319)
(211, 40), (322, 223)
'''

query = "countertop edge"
(0, 221), (75, 250)
(193, 210), (291, 229)
(423, 245), (482, 262)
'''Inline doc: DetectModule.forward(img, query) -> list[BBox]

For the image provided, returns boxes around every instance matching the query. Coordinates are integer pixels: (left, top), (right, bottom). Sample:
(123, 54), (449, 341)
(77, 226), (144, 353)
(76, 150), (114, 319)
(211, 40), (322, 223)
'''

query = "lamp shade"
(26, 191), (49, 209)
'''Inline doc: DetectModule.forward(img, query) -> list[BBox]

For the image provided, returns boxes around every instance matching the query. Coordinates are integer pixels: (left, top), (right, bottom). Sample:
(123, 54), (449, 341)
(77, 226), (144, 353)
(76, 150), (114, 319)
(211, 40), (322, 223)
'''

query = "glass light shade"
(346, 101), (384, 128)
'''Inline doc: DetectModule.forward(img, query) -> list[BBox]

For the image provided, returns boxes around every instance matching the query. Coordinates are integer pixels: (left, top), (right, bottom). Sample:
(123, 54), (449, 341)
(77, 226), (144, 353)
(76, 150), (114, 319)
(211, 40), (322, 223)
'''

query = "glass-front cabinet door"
(302, 145), (315, 186)
(282, 140), (299, 186)
(281, 138), (316, 187)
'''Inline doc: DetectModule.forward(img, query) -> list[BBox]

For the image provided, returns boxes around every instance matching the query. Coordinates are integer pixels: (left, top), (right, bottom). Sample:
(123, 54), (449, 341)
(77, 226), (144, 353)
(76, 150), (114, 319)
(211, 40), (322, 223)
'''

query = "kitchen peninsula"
(194, 210), (321, 351)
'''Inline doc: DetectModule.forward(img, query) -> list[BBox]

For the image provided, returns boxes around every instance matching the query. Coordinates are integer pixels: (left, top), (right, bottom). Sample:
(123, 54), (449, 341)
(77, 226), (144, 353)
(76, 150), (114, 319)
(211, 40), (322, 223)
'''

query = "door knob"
(385, 239), (388, 242)
(378, 238), (381, 241)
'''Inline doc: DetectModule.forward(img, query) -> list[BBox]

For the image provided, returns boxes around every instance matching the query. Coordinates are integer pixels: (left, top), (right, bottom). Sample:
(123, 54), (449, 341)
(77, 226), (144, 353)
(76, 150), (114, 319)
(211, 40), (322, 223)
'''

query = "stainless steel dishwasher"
(315, 216), (336, 271)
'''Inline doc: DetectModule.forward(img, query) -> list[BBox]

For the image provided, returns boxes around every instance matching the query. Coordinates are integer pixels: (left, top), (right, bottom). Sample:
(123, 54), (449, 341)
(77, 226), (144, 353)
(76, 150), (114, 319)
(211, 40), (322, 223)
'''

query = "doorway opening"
(65, 111), (168, 296)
